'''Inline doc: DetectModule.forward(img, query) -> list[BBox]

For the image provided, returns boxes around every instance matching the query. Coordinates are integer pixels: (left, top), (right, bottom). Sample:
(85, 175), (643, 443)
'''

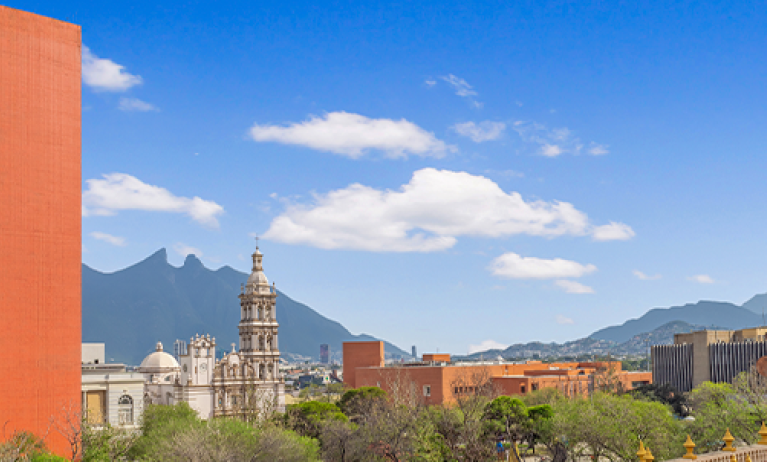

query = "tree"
(338, 387), (387, 420)
(553, 392), (684, 462)
(283, 401), (347, 439)
(686, 381), (758, 451)
(483, 396), (529, 443)
(629, 383), (689, 416)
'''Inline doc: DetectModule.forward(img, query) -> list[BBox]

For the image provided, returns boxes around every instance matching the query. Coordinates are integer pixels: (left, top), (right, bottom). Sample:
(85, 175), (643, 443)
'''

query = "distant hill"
(456, 321), (727, 361)
(83, 249), (411, 365)
(590, 300), (763, 343)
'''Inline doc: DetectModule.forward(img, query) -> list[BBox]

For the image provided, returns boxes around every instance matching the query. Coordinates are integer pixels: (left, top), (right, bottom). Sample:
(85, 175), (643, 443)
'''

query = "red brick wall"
(343, 342), (384, 389)
(0, 6), (81, 456)
(352, 362), (652, 405)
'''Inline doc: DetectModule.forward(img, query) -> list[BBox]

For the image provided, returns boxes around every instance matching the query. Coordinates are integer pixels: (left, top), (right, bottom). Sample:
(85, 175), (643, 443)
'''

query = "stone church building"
(139, 246), (285, 417)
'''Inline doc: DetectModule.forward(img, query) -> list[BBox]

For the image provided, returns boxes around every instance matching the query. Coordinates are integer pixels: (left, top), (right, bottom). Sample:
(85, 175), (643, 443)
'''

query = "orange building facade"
(345, 342), (652, 406)
(0, 6), (81, 455)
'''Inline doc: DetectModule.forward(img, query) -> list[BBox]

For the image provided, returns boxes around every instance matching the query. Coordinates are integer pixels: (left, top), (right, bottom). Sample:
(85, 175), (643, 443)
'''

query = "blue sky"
(13, 0), (767, 354)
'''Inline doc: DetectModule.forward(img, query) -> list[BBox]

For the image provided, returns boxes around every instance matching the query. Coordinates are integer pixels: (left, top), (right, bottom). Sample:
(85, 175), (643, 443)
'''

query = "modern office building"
(320, 344), (330, 364)
(344, 342), (651, 405)
(653, 327), (767, 392)
(0, 6), (81, 455)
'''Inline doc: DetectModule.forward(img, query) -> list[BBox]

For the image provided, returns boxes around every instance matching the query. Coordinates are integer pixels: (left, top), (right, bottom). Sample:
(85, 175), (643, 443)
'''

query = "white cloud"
(265, 168), (627, 252)
(452, 121), (506, 142)
(490, 253), (597, 280)
(249, 111), (454, 159)
(555, 314), (575, 325)
(513, 121), (608, 158)
(634, 270), (662, 281)
(118, 97), (158, 112)
(592, 222), (636, 241)
(541, 144), (564, 157)
(90, 231), (126, 247)
(556, 280), (595, 294)
(81, 46), (142, 92)
(589, 143), (609, 156)
(82, 173), (224, 227)
(468, 340), (509, 355)
(425, 79), (437, 86)
(440, 74), (482, 107)
(688, 274), (715, 284)
(440, 74), (477, 97)
(173, 243), (203, 258)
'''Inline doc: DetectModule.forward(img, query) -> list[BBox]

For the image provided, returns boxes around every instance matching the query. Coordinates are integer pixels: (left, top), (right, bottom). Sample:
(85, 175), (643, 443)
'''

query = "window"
(423, 385), (431, 397)
(118, 395), (133, 425)
(520, 385), (526, 394)
(532, 383), (539, 391)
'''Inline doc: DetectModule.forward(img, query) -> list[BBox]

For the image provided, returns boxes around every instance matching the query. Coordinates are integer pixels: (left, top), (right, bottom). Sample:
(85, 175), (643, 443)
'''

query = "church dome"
(139, 342), (181, 373)
(247, 270), (268, 287)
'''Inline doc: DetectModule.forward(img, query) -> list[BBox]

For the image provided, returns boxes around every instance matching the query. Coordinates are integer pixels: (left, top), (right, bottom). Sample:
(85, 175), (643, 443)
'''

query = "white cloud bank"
(89, 231), (126, 247)
(82, 173), (224, 227)
(249, 112), (454, 159)
(556, 280), (595, 294)
(264, 168), (633, 252)
(556, 315), (575, 325)
(468, 340), (509, 355)
(119, 97), (158, 112)
(452, 121), (506, 142)
(490, 253), (597, 280)
(688, 274), (715, 284)
(82, 46), (142, 92)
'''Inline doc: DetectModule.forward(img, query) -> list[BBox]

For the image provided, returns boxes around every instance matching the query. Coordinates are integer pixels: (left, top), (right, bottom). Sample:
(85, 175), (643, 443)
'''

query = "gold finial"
(683, 435), (697, 460)
(730, 455), (737, 462)
(723, 428), (736, 452)
(645, 447), (654, 462)
(746, 455), (753, 462)
(637, 441), (647, 462)
(759, 422), (767, 445)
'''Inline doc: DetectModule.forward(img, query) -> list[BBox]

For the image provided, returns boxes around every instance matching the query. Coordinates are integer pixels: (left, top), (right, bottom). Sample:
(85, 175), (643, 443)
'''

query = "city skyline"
(11, 0), (767, 355)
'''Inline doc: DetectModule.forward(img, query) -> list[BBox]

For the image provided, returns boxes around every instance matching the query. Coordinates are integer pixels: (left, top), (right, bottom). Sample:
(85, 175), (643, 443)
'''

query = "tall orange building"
(0, 6), (81, 455)
(344, 342), (652, 405)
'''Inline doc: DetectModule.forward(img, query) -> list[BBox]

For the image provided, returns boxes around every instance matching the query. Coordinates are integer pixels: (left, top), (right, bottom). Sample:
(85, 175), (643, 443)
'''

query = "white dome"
(139, 342), (180, 373)
(247, 270), (268, 286)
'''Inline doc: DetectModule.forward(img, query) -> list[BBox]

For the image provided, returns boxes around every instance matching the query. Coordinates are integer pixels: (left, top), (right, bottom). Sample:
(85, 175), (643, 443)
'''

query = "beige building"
(140, 245), (285, 418)
(81, 343), (144, 429)
(653, 327), (767, 392)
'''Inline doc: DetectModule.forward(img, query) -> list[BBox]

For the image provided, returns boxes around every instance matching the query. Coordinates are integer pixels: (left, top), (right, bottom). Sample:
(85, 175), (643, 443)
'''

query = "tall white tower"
(238, 245), (281, 382)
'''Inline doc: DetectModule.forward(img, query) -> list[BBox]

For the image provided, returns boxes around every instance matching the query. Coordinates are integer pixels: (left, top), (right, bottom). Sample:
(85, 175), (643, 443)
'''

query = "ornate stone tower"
(238, 245), (281, 382)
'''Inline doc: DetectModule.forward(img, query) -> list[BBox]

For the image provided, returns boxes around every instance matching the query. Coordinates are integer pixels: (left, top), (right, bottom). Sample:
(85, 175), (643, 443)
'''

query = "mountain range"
(590, 297), (767, 343)
(83, 249), (411, 365)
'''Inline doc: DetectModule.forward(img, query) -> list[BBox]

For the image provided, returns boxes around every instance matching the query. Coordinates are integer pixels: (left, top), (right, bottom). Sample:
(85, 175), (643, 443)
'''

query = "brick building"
(344, 341), (652, 405)
(0, 6), (81, 455)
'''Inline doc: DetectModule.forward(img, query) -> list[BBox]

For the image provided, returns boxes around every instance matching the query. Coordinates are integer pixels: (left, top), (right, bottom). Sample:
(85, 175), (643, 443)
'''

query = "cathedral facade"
(139, 246), (285, 418)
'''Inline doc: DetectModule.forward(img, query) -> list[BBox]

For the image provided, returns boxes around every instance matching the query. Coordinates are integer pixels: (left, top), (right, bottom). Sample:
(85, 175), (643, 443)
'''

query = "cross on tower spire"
(254, 234), (260, 249)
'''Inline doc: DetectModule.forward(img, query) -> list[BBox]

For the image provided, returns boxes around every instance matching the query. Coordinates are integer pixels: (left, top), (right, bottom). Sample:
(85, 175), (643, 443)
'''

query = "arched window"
(118, 395), (133, 425)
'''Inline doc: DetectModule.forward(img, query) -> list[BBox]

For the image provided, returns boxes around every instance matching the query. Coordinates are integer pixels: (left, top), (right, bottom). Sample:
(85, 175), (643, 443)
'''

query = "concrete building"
(140, 246), (285, 417)
(653, 327), (767, 392)
(344, 342), (651, 405)
(320, 344), (330, 364)
(0, 6), (81, 454)
(81, 344), (144, 429)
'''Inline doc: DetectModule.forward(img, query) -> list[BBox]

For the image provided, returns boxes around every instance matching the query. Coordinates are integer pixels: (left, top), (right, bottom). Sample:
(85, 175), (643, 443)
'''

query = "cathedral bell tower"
(238, 244), (280, 381)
